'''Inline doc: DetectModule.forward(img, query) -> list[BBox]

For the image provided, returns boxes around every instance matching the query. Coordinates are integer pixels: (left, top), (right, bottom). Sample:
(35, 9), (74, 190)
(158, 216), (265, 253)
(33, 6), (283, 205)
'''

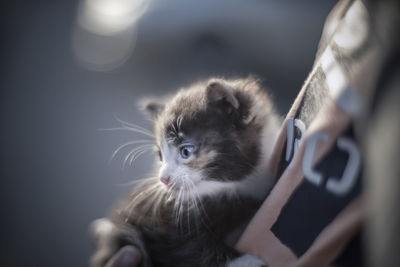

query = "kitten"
(91, 77), (280, 267)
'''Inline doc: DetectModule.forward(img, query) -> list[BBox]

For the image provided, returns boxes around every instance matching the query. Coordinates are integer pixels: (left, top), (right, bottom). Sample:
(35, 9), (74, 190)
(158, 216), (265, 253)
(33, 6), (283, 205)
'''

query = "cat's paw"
(90, 218), (116, 242)
(90, 218), (147, 267)
(90, 218), (121, 267)
(227, 254), (267, 267)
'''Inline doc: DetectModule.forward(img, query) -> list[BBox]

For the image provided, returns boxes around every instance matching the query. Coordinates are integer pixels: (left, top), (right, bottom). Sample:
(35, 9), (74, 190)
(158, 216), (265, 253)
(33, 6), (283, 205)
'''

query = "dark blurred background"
(0, 0), (337, 266)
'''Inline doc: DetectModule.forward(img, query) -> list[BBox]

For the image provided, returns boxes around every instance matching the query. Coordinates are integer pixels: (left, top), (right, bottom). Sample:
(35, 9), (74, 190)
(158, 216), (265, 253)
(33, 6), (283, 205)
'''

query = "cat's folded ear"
(206, 80), (239, 113)
(138, 97), (165, 119)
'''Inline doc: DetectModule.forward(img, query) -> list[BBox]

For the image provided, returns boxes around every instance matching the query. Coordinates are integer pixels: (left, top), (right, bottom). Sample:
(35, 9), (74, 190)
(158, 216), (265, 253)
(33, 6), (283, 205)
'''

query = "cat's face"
(144, 78), (274, 196)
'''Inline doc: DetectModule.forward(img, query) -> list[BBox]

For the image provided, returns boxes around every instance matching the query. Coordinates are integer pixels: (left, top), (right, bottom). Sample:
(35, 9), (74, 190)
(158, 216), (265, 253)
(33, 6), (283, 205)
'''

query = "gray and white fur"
(91, 77), (280, 267)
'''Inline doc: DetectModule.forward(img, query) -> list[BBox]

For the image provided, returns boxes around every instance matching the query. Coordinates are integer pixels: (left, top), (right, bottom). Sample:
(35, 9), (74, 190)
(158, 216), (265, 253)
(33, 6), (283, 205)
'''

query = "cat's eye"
(179, 145), (195, 159)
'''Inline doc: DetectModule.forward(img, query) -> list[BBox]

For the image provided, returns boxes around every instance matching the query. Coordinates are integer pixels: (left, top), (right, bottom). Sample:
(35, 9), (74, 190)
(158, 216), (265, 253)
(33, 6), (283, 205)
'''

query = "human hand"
(104, 245), (142, 267)
(90, 218), (143, 267)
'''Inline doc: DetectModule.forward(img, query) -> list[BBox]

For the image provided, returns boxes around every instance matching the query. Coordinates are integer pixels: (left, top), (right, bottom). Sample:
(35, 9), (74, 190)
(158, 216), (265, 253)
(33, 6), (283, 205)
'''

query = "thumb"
(105, 246), (142, 267)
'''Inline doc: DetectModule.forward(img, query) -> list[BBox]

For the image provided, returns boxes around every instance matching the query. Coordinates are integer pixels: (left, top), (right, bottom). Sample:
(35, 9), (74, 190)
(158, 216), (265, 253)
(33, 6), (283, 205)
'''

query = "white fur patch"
(90, 218), (116, 242)
(227, 254), (265, 267)
(195, 180), (237, 196)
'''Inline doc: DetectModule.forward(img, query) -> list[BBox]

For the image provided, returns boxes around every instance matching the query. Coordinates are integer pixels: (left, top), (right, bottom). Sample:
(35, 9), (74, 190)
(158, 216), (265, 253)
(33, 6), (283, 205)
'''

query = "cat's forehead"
(155, 89), (227, 145)
(157, 112), (208, 145)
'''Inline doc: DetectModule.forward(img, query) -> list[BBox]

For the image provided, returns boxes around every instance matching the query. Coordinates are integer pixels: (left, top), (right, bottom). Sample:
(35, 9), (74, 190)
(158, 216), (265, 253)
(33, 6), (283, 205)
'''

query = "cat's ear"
(206, 80), (239, 112)
(138, 98), (165, 119)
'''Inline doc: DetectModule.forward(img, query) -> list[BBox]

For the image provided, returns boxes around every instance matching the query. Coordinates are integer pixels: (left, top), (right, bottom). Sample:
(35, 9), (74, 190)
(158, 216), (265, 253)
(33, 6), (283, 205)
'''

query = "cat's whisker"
(181, 180), (192, 235)
(166, 181), (178, 204)
(190, 186), (202, 234)
(118, 119), (154, 137)
(127, 180), (162, 209)
(127, 191), (149, 211)
(122, 144), (154, 169)
(176, 186), (186, 232)
(127, 144), (155, 166)
(129, 148), (153, 166)
(184, 184), (194, 233)
(117, 176), (158, 187)
(175, 192), (183, 232)
(187, 182), (199, 216)
(145, 187), (164, 215)
(110, 140), (154, 163)
(171, 123), (178, 136)
(187, 180), (212, 230)
(176, 115), (183, 131)
(190, 183), (201, 233)
(122, 125), (155, 138)
(151, 189), (165, 218)
(174, 185), (183, 216)
(113, 116), (155, 138)
(177, 184), (186, 229)
(180, 182), (189, 234)
(187, 182), (199, 211)
(99, 126), (155, 139)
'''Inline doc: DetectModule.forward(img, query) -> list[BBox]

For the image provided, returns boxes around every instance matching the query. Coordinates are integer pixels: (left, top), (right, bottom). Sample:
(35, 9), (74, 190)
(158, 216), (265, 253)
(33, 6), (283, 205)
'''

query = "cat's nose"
(160, 176), (170, 185)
